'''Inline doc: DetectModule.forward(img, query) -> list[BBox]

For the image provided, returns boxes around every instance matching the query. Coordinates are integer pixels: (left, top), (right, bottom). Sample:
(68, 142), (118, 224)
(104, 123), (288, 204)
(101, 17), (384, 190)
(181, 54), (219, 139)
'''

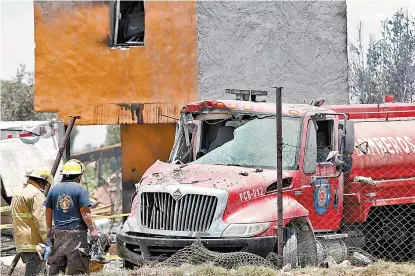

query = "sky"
(347, 0), (415, 51)
(1, 0), (415, 152)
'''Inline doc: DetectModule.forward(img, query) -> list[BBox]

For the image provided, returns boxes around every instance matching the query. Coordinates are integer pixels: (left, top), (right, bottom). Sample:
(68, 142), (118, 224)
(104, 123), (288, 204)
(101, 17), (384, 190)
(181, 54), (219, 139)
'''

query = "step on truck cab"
(117, 89), (415, 267)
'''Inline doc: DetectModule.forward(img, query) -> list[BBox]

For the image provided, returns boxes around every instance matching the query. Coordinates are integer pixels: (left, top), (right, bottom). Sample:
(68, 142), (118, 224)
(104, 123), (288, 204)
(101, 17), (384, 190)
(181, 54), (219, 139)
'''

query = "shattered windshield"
(192, 117), (302, 169)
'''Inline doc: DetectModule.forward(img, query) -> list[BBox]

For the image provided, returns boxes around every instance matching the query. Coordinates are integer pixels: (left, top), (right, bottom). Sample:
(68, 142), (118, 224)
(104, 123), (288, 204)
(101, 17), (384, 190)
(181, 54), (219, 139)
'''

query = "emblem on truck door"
(313, 178), (330, 215)
(172, 189), (183, 201)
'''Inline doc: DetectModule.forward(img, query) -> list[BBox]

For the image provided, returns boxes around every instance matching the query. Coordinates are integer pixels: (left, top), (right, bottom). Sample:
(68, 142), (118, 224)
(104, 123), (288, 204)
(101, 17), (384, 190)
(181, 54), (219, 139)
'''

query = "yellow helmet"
(60, 159), (85, 175)
(27, 168), (54, 186)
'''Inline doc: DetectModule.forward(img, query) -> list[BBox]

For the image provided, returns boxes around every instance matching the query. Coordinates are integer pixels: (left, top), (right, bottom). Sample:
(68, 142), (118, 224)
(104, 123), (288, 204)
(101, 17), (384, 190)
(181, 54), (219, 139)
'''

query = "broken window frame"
(169, 114), (193, 164)
(109, 0), (145, 48)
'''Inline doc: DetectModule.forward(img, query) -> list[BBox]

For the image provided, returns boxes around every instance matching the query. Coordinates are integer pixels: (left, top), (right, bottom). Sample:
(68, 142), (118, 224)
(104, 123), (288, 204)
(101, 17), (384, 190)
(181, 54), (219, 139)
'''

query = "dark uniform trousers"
(48, 230), (89, 275)
(21, 252), (45, 276)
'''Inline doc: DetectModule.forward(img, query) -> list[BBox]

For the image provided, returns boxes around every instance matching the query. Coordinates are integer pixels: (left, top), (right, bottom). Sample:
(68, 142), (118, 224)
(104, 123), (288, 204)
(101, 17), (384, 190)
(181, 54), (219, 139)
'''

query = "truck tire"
(283, 227), (298, 267)
(364, 206), (414, 261)
(282, 220), (318, 268)
(123, 260), (136, 270)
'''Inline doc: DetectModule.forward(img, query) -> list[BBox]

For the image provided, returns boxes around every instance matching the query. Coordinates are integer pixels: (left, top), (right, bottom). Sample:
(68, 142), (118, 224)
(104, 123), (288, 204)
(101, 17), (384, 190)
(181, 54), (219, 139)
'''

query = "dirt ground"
(78, 261), (415, 276)
(89, 262), (415, 276)
(1, 259), (414, 276)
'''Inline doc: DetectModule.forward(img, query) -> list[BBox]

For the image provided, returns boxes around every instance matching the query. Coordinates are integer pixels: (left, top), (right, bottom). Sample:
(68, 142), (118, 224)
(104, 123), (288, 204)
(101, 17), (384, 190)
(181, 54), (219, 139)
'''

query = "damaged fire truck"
(117, 89), (415, 268)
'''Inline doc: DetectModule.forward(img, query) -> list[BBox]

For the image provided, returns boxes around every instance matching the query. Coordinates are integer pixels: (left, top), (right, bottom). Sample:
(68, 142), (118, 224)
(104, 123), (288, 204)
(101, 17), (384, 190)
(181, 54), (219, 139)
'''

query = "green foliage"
(101, 125), (121, 182)
(69, 127), (79, 152)
(105, 125), (121, 146)
(349, 10), (415, 104)
(1, 64), (56, 121)
(82, 160), (98, 194)
(80, 126), (121, 193)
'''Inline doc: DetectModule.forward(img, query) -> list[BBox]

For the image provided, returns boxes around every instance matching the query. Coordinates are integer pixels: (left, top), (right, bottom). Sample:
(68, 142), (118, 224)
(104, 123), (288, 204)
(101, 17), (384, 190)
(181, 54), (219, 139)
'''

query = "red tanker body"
(351, 119), (415, 180)
(117, 90), (415, 268)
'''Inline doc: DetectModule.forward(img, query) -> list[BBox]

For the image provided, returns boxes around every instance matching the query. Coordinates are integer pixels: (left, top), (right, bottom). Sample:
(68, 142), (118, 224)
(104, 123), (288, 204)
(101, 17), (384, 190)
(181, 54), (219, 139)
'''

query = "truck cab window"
(316, 120), (334, 163)
(196, 120), (236, 159)
(169, 120), (195, 164)
(208, 126), (234, 151)
(193, 118), (302, 170)
(110, 0), (145, 48)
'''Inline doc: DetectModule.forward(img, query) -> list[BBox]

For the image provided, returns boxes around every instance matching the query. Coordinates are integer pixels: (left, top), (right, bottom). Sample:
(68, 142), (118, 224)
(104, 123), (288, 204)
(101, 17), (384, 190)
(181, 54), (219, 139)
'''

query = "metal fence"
(277, 120), (415, 267)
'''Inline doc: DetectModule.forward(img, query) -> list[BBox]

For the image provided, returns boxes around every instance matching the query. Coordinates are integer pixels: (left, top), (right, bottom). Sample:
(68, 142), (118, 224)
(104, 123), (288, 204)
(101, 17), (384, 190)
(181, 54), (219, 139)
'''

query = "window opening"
(110, 0), (145, 48)
(316, 120), (334, 163)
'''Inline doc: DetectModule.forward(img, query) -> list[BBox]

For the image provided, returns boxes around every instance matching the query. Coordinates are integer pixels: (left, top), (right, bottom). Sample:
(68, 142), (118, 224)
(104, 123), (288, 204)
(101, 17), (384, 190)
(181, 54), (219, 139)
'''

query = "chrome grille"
(140, 192), (218, 232)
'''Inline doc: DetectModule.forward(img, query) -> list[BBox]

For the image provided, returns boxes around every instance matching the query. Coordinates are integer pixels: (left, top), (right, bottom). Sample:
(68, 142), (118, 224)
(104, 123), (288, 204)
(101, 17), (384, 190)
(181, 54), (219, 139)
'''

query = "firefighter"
(45, 159), (99, 275)
(10, 168), (53, 276)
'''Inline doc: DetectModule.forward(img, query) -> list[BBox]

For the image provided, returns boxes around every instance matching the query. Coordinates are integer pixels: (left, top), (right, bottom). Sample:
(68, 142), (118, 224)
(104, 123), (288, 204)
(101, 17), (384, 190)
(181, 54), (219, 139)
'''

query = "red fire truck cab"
(117, 89), (415, 267)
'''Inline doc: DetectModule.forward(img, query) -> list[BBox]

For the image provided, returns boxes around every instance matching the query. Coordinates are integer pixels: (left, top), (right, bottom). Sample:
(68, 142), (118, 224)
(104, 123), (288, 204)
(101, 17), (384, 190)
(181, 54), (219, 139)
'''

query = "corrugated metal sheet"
(71, 143), (121, 163)
(0, 121), (65, 197)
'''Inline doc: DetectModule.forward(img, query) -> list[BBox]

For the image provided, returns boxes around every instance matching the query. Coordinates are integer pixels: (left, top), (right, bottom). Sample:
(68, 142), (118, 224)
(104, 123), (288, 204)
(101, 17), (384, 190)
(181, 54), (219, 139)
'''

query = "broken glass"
(192, 118), (302, 169)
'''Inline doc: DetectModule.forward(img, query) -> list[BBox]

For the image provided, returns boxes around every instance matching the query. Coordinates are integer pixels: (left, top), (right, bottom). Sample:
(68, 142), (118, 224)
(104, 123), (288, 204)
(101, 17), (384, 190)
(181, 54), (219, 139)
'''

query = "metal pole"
(273, 86), (284, 268)
(50, 116), (80, 177)
(44, 115), (80, 197)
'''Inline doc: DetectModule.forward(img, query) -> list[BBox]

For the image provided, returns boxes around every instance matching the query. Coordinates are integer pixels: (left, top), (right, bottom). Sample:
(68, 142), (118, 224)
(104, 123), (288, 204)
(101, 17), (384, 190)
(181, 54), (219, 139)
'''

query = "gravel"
(1, 234), (16, 257)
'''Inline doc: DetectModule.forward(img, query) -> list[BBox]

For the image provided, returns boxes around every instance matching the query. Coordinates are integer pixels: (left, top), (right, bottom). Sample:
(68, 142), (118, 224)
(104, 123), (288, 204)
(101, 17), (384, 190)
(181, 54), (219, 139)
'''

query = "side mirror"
(344, 121), (355, 155)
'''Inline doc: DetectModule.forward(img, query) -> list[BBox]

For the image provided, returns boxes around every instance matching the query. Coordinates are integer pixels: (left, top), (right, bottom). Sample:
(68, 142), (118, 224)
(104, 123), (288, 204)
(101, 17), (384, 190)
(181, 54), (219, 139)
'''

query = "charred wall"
(197, 1), (349, 104)
(34, 1), (198, 125)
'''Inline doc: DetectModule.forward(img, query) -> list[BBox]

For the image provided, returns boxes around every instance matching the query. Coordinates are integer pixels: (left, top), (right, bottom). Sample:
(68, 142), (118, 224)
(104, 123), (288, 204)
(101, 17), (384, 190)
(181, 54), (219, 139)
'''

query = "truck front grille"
(140, 192), (218, 232)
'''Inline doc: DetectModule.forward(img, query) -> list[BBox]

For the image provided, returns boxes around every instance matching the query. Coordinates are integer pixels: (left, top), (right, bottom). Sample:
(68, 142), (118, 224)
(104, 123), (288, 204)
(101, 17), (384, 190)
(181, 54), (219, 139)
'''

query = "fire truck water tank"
(349, 119), (415, 181)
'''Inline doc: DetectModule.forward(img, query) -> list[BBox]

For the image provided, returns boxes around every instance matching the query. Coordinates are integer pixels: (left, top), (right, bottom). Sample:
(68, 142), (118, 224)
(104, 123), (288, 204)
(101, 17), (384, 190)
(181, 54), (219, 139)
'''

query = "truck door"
(301, 117), (343, 232)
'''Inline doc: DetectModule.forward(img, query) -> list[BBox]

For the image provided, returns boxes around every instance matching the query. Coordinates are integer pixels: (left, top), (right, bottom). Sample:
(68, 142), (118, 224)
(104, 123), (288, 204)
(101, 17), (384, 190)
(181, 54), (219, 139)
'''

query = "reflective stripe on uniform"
(12, 213), (33, 218)
(41, 233), (47, 241)
(16, 244), (37, 250)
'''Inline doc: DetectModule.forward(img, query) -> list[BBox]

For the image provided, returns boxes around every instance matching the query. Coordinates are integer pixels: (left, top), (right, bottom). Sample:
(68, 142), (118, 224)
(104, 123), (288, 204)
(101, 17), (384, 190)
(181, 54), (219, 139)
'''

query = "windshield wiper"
(256, 115), (276, 119)
(217, 163), (245, 167)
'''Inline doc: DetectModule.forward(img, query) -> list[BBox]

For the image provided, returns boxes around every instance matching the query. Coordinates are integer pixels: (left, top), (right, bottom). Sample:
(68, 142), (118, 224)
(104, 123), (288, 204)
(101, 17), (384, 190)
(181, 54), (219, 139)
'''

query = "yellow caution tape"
(0, 224), (13, 229)
(0, 213), (130, 229)
(0, 206), (11, 213)
(2, 206), (130, 220)
(92, 213), (130, 219)
(105, 255), (122, 260)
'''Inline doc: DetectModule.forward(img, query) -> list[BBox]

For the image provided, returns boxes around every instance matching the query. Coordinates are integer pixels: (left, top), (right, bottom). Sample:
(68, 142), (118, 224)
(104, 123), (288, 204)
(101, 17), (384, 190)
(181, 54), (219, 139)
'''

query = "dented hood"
(140, 160), (296, 200)
(141, 160), (282, 188)
(137, 161), (307, 224)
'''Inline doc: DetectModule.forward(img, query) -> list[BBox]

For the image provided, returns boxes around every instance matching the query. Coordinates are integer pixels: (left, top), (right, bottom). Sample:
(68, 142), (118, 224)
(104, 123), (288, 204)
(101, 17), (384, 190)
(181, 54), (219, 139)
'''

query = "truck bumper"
(116, 232), (277, 265)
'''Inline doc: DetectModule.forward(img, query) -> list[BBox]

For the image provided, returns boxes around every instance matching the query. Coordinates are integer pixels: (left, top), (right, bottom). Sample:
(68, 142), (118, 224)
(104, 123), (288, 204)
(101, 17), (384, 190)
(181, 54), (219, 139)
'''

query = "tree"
(349, 9), (415, 104)
(102, 125), (121, 180)
(69, 127), (79, 152)
(1, 64), (56, 121)
(105, 125), (121, 146)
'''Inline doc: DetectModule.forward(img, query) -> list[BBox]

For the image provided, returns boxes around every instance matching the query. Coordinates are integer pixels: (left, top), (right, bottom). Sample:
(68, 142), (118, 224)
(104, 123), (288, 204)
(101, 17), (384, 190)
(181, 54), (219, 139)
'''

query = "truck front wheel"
(123, 260), (137, 270)
(281, 220), (318, 268)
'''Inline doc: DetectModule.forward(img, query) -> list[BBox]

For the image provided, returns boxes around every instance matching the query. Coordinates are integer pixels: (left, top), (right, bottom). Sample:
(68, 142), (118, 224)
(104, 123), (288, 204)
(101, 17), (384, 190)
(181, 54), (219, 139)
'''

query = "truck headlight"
(222, 222), (270, 238)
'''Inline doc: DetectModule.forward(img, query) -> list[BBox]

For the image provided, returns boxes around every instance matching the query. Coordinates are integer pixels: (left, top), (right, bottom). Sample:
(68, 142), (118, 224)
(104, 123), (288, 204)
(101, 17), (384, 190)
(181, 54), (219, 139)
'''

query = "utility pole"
(273, 87), (284, 268)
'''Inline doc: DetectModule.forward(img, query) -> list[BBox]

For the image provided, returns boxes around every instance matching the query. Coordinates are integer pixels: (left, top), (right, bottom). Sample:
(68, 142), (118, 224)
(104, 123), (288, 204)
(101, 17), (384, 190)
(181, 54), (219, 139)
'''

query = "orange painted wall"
(120, 124), (176, 211)
(34, 1), (198, 125)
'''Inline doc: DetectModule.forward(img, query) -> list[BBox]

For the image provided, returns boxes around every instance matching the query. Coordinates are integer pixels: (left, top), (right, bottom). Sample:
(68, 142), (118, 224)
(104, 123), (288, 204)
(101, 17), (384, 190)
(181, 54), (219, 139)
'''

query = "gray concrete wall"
(197, 1), (348, 105)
